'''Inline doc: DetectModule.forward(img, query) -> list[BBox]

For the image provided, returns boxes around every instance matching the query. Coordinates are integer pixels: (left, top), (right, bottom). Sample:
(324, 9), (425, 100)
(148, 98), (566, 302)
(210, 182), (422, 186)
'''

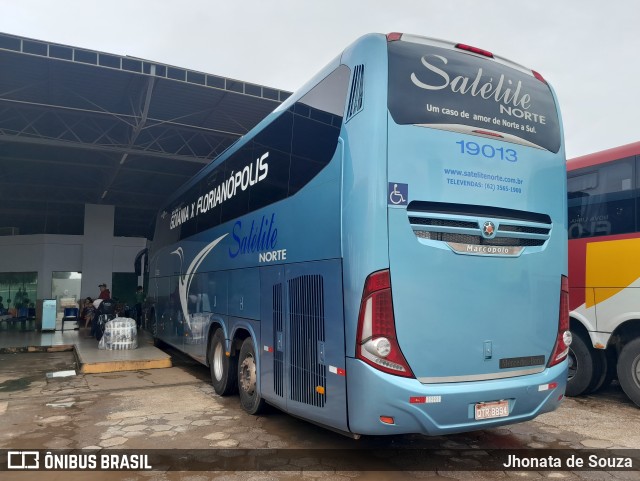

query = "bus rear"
(346, 34), (569, 435)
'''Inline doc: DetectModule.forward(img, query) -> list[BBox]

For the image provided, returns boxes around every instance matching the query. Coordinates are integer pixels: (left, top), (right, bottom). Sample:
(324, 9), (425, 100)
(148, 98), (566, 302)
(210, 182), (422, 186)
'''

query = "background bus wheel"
(596, 347), (618, 392)
(566, 333), (600, 396)
(617, 338), (640, 407)
(209, 329), (237, 396)
(583, 346), (607, 394)
(238, 337), (265, 415)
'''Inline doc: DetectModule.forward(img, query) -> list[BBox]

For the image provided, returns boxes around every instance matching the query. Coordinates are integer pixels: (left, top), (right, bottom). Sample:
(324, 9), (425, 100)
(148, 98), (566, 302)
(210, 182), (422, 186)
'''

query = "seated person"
(80, 297), (96, 328)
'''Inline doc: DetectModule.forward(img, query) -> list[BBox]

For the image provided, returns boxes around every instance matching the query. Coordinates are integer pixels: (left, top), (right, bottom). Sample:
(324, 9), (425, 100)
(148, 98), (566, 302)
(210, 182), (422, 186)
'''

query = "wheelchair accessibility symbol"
(388, 182), (408, 206)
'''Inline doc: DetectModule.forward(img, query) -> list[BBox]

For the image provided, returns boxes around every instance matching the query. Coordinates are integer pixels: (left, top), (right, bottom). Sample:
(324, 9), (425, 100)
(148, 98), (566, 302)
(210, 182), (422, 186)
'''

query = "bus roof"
(567, 141), (640, 171)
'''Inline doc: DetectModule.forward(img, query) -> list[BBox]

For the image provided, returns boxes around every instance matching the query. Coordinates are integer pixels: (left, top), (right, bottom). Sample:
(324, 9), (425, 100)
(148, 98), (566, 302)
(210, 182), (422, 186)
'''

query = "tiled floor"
(0, 322), (172, 373)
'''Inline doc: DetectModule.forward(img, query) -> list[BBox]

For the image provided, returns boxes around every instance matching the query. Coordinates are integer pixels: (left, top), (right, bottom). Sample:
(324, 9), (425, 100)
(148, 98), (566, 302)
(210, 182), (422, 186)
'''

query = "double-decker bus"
(567, 142), (640, 407)
(146, 32), (569, 436)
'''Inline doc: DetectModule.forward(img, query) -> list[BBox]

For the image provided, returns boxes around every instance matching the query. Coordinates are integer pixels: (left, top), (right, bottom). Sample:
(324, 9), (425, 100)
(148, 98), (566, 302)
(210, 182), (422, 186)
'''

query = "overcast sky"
(1, 0), (638, 158)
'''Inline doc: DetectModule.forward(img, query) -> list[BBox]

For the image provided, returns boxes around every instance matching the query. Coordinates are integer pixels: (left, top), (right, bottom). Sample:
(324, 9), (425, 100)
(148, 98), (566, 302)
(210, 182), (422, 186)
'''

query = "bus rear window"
(387, 41), (561, 153)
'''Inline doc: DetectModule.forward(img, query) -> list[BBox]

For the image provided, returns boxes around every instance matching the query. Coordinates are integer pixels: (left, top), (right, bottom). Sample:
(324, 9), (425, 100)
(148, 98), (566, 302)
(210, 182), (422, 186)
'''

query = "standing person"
(14, 288), (23, 309)
(134, 286), (144, 329)
(98, 283), (111, 300)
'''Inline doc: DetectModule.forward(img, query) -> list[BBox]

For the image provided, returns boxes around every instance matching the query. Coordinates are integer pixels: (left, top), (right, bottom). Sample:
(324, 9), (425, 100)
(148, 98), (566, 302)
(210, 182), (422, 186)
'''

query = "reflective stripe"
(418, 367), (544, 384)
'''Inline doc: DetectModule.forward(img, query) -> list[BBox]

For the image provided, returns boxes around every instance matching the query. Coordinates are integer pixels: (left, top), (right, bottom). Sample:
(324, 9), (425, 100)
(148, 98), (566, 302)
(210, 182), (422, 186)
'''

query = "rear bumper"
(346, 357), (567, 436)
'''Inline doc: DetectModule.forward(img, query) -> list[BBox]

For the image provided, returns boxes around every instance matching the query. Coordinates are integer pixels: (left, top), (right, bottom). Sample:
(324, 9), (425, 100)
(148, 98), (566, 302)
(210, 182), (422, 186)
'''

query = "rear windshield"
(388, 40), (561, 153)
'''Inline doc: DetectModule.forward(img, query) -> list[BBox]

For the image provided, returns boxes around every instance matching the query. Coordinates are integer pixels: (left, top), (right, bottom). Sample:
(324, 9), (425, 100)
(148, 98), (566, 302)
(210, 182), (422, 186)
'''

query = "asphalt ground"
(0, 346), (639, 481)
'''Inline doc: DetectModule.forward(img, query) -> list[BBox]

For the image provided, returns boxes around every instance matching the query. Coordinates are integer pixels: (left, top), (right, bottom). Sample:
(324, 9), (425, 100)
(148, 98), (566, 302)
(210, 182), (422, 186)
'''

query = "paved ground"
(0, 346), (639, 480)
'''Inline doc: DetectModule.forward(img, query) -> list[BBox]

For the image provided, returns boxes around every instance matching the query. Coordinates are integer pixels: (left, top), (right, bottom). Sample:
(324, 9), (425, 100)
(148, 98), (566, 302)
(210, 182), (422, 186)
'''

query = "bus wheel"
(209, 329), (237, 396)
(584, 347), (607, 395)
(566, 333), (601, 396)
(238, 337), (265, 415)
(596, 348), (618, 392)
(617, 338), (640, 407)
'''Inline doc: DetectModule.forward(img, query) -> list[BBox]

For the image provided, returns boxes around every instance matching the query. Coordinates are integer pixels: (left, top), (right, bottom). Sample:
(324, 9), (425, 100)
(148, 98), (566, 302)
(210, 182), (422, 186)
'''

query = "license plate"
(475, 400), (509, 420)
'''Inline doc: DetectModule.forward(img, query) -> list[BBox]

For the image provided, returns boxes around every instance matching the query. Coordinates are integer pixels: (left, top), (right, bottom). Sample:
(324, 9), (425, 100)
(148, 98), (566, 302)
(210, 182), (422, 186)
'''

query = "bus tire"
(584, 347), (607, 394)
(566, 333), (599, 396)
(617, 338), (640, 408)
(209, 329), (237, 396)
(238, 337), (265, 415)
(594, 347), (617, 393)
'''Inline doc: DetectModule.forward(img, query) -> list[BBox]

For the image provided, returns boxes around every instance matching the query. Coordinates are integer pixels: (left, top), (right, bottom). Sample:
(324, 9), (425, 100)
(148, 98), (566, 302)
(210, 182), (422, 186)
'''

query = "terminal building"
(0, 32), (289, 323)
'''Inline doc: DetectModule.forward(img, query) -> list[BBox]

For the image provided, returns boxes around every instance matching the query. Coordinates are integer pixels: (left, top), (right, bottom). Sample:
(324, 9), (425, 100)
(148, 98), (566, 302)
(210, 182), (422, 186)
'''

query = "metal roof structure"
(0, 32), (290, 239)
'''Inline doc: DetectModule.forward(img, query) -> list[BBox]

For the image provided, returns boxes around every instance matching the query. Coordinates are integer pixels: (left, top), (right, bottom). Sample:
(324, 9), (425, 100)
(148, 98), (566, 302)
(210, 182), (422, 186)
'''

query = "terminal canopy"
(0, 32), (290, 239)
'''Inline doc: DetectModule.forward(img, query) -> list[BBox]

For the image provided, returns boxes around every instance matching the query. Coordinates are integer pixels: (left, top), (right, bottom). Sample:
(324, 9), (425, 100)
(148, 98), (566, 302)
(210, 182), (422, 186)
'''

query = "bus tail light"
(472, 130), (504, 139)
(455, 43), (494, 58)
(387, 32), (403, 42)
(532, 70), (548, 85)
(356, 270), (414, 378)
(548, 275), (572, 367)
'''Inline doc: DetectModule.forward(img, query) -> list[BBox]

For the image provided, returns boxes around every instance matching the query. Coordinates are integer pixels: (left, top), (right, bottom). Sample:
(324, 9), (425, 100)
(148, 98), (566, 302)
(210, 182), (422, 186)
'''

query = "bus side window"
(568, 158), (636, 239)
(289, 65), (350, 195)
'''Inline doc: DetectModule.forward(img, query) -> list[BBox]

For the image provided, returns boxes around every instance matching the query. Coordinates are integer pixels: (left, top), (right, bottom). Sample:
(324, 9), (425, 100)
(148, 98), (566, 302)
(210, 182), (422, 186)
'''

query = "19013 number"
(456, 140), (517, 162)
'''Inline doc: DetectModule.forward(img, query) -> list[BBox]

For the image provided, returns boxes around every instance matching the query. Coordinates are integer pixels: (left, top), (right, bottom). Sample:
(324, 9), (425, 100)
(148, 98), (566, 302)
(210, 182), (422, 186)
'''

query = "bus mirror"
(134, 248), (148, 276)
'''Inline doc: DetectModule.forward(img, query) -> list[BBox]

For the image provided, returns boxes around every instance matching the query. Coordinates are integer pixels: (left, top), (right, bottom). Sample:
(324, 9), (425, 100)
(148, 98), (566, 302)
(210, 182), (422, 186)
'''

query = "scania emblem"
(482, 221), (496, 238)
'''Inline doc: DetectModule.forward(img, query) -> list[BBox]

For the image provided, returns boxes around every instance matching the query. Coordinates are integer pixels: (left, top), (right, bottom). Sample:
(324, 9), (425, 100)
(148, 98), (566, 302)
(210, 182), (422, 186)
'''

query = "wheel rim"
(213, 342), (224, 381)
(633, 355), (640, 389)
(567, 348), (577, 381)
(239, 353), (257, 396)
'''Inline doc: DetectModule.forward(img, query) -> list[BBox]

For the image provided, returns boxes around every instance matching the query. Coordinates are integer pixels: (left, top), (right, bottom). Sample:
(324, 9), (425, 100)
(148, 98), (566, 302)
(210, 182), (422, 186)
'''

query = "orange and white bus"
(567, 141), (640, 406)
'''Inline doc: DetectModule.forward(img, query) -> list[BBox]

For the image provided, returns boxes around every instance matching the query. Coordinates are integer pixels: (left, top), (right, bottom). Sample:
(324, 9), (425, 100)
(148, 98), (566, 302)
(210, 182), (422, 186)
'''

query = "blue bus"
(147, 32), (569, 437)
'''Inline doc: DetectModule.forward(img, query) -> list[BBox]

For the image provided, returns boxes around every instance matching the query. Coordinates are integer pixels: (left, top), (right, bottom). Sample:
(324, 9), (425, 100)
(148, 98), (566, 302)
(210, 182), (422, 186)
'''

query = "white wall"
(0, 204), (147, 302)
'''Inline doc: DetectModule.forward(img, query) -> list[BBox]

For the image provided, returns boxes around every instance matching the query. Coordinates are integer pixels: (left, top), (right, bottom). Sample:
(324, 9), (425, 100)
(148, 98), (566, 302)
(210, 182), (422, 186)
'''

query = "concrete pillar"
(81, 204), (115, 299)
